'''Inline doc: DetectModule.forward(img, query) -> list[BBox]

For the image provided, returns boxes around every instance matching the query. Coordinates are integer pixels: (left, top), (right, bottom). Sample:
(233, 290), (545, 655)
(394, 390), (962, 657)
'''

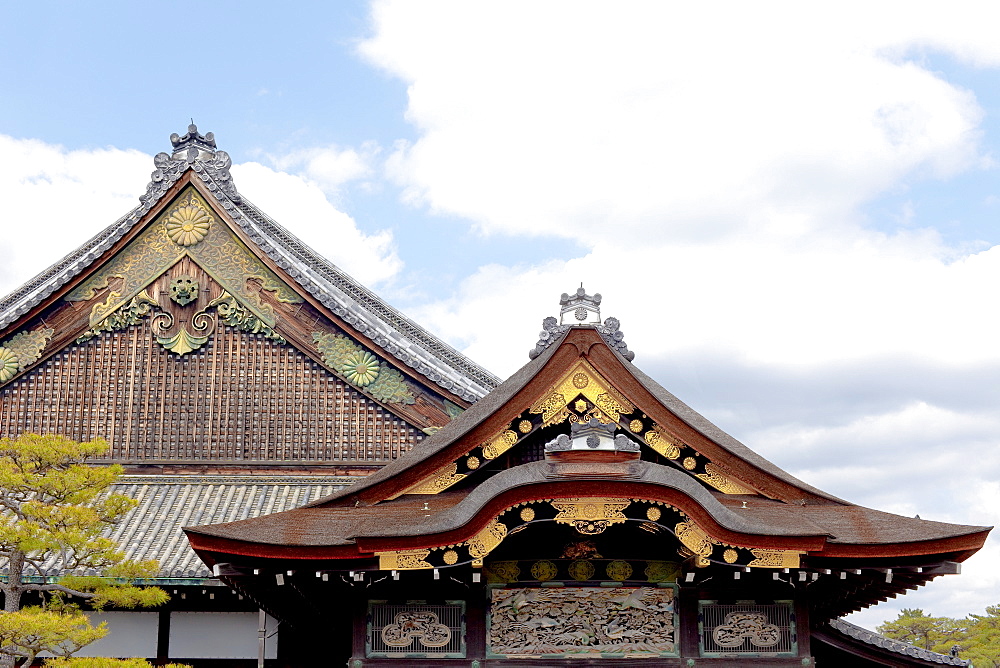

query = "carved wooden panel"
(487, 586), (677, 658)
(367, 602), (465, 658)
(699, 602), (795, 656)
(0, 319), (420, 464)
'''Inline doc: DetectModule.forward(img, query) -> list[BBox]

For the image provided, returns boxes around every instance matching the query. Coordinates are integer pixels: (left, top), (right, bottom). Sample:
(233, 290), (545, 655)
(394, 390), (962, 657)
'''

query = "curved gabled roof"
(0, 126), (499, 402)
(185, 322), (989, 563)
(307, 325), (844, 507)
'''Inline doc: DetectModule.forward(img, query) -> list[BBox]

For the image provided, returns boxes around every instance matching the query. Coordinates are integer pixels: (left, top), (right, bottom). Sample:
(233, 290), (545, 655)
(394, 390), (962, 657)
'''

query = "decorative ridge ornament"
(529, 287), (635, 361)
(143, 124), (239, 206)
(170, 122), (217, 154)
(559, 285), (602, 325)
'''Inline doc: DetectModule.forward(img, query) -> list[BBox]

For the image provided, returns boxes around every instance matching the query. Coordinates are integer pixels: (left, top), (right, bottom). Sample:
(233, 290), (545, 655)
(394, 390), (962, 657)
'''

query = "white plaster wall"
(169, 611), (278, 659)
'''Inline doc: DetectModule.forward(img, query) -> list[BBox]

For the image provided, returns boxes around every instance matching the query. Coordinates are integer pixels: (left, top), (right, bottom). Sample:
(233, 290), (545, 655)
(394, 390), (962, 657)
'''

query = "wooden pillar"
(466, 579), (487, 661)
(795, 592), (812, 661)
(155, 608), (170, 665)
(677, 583), (700, 659)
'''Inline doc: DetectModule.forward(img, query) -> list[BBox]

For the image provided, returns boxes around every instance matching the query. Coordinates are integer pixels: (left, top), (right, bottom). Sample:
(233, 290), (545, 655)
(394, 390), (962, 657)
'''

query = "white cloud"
(231, 162), (401, 286)
(0, 136), (151, 293)
(363, 1), (987, 242)
(264, 142), (379, 195)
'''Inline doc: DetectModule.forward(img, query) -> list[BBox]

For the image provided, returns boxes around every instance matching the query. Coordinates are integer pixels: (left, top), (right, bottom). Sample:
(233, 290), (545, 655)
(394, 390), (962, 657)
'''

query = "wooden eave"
(320, 327), (843, 508)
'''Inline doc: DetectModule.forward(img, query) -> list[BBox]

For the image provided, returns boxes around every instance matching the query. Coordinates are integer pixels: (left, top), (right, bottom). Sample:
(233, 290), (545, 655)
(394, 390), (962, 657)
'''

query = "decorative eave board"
(307, 327), (840, 509)
(0, 125), (498, 408)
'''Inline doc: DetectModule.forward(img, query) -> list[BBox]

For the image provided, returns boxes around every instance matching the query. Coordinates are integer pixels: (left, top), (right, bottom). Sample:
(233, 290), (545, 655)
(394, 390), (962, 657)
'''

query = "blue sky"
(2, 1), (1000, 628)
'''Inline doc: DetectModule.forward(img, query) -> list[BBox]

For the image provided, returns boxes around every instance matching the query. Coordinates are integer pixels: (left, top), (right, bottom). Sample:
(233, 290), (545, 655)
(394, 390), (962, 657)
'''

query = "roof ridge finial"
(141, 125), (238, 207)
(528, 287), (635, 361)
(559, 285), (602, 325)
(169, 122), (217, 161)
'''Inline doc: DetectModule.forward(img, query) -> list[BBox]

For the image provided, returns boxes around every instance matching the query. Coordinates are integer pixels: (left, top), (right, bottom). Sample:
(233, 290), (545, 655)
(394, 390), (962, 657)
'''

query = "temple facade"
(0, 126), (497, 664)
(186, 290), (989, 667)
(0, 127), (988, 666)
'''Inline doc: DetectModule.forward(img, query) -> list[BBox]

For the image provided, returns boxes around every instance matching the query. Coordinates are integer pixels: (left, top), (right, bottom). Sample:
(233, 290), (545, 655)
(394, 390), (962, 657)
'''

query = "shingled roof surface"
(0, 126), (499, 402)
(822, 619), (971, 666)
(19, 476), (352, 579)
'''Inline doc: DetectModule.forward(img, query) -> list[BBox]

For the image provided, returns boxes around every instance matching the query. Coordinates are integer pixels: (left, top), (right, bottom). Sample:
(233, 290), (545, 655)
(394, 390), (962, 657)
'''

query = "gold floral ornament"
(341, 350), (380, 386)
(164, 201), (212, 246)
(0, 347), (19, 382)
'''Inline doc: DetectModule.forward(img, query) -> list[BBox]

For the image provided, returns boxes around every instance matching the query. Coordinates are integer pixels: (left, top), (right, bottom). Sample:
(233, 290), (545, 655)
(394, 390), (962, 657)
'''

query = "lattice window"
(700, 601), (796, 656)
(367, 601), (465, 658)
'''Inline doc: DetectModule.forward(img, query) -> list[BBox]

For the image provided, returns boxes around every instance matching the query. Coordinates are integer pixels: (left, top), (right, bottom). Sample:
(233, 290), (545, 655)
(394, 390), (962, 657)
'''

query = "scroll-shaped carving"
(695, 463), (755, 495)
(748, 549), (801, 569)
(551, 498), (630, 535)
(674, 521), (715, 557)
(644, 426), (680, 459)
(488, 587), (676, 657)
(467, 519), (508, 559)
(711, 611), (781, 648)
(3, 328), (54, 371)
(481, 430), (517, 459)
(77, 291), (159, 343)
(404, 462), (466, 495)
(378, 549), (432, 571)
(381, 610), (452, 648)
(68, 187), (300, 321)
(210, 292), (284, 342)
(529, 360), (634, 427)
(314, 331), (415, 405)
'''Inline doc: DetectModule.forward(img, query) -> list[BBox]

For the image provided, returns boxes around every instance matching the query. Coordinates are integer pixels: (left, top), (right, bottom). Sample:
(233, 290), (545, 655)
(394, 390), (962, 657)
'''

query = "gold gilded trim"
(378, 549), (432, 571)
(467, 519), (508, 559)
(403, 462), (466, 495)
(695, 464), (756, 495)
(68, 187), (301, 324)
(675, 521), (715, 557)
(551, 498), (631, 535)
(529, 360), (635, 427)
(748, 549), (801, 569)
(482, 430), (518, 460)
(644, 425), (681, 459)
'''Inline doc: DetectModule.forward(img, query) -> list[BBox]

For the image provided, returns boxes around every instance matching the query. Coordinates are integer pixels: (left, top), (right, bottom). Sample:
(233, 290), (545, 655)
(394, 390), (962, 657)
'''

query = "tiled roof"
(28, 476), (355, 579)
(827, 619), (970, 666)
(0, 126), (499, 401)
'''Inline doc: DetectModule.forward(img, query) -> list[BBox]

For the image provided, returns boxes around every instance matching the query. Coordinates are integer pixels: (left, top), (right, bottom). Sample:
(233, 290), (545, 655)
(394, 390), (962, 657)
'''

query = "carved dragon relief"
(374, 499), (802, 572)
(67, 187), (301, 331)
(399, 360), (759, 498)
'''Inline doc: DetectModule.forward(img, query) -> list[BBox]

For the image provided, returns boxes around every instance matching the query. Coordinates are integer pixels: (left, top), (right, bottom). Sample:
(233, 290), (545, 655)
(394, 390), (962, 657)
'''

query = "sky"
(1, 0), (999, 630)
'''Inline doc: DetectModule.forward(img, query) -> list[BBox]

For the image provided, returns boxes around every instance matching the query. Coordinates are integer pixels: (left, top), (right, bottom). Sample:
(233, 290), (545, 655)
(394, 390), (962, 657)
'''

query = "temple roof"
(0, 125), (499, 402)
(186, 318), (990, 564)
(13, 476), (352, 579)
(818, 619), (970, 666)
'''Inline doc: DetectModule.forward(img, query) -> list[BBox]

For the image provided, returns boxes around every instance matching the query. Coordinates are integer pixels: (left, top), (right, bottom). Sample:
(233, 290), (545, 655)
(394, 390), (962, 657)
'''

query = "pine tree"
(0, 434), (166, 665)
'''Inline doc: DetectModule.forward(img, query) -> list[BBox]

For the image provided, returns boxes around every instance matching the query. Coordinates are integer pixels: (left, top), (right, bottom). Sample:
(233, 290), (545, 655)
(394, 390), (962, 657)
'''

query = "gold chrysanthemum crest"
(0, 347), (19, 382)
(164, 200), (212, 246)
(341, 350), (380, 386)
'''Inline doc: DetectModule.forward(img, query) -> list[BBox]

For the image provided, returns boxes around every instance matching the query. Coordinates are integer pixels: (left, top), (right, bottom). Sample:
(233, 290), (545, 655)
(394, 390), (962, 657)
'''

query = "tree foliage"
(0, 434), (167, 665)
(876, 607), (967, 653)
(964, 605), (1000, 668)
(878, 604), (1000, 665)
